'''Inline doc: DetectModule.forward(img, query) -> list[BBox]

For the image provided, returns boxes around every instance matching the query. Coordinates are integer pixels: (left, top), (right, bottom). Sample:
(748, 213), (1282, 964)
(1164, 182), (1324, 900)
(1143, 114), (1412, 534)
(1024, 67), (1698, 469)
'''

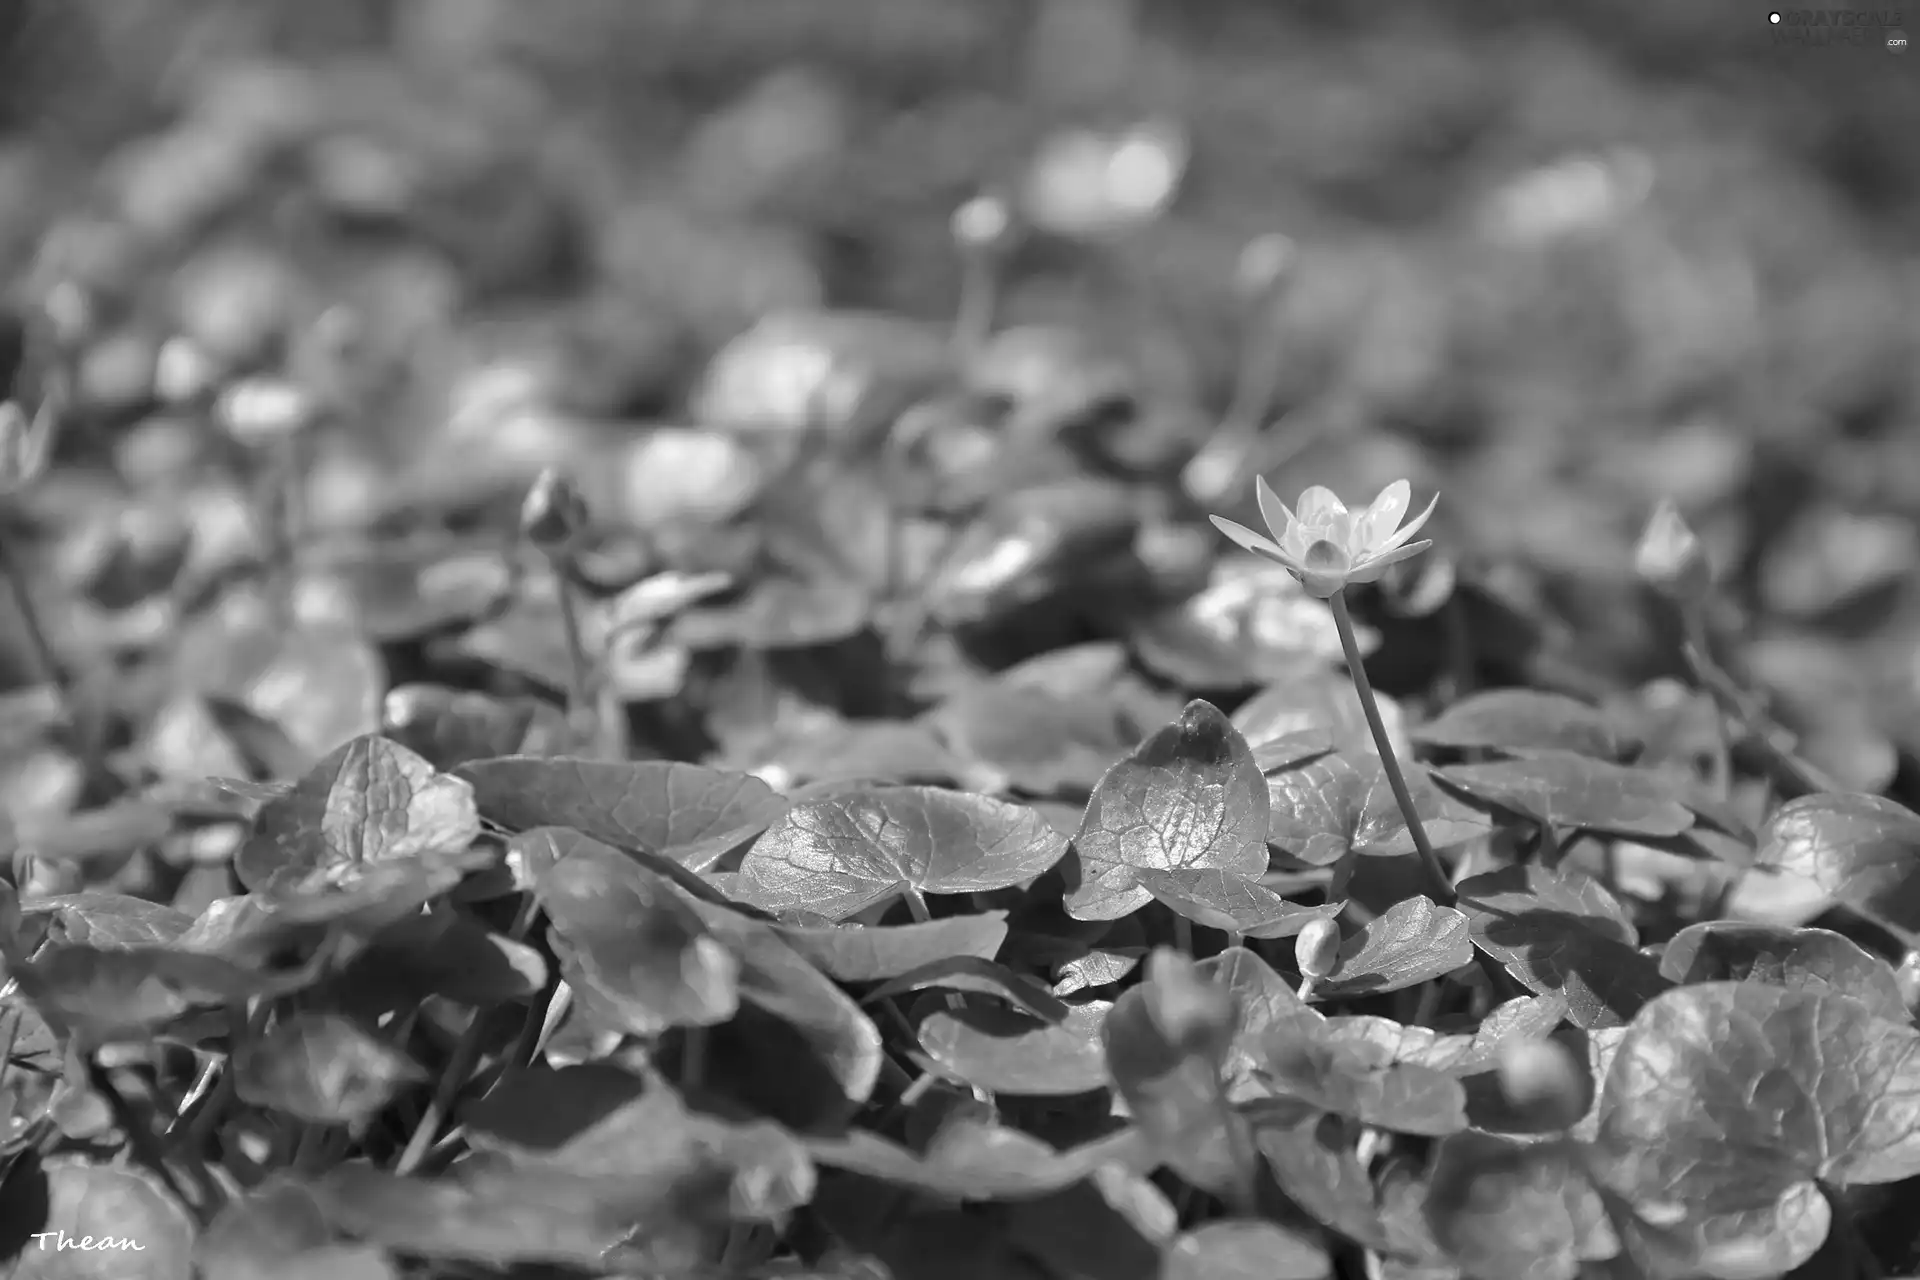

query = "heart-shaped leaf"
(1456, 864), (1672, 1029)
(919, 1002), (1111, 1096)
(1267, 753), (1490, 866)
(1596, 982), (1920, 1265)
(380, 684), (574, 771)
(735, 787), (1067, 921)
(1323, 994), (1568, 1077)
(925, 682), (1142, 798)
(1253, 1109), (1396, 1253)
(805, 1123), (1147, 1200)
(862, 958), (1068, 1024)
(1436, 752), (1693, 838)
(1307, 896), (1473, 999)
(16, 895), (193, 951)
(1161, 1220), (1331, 1280)
(232, 1013), (426, 1126)
(234, 736), (482, 895)
(1195, 948), (1315, 1102)
(1065, 700), (1268, 921)
(1657, 921), (1908, 1021)
(10, 1158), (195, 1280)
(1412, 689), (1624, 760)
(532, 830), (739, 1035)
(459, 1064), (650, 1155)
(1134, 868), (1341, 940)
(1754, 792), (1920, 939)
(1255, 1021), (1469, 1137)
(454, 756), (789, 871)
(1423, 1132), (1614, 1280)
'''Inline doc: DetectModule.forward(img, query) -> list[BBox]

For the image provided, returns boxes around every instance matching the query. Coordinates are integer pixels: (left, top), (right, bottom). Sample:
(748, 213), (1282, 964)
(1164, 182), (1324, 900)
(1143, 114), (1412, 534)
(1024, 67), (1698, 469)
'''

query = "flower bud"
(0, 398), (54, 495)
(1494, 1038), (1590, 1131)
(951, 193), (1015, 257)
(153, 336), (221, 406)
(520, 466), (591, 557)
(1634, 499), (1712, 604)
(1294, 916), (1342, 981)
(1234, 233), (1297, 305)
(216, 377), (316, 446)
(1141, 946), (1237, 1063)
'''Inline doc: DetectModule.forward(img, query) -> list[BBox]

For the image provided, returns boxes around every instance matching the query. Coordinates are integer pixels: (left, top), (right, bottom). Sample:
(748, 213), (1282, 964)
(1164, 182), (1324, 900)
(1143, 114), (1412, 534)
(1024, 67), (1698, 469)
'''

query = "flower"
(1210, 477), (1437, 599)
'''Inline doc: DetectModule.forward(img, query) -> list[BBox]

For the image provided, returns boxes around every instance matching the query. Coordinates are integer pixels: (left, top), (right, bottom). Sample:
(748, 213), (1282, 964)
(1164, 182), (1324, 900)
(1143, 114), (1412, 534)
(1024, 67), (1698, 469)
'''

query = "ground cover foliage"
(2, 2), (1920, 1278)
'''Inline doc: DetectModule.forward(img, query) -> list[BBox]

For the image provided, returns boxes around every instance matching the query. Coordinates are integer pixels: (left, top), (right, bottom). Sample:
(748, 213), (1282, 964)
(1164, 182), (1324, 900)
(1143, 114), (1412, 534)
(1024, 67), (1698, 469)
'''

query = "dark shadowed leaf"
(234, 736), (482, 894)
(736, 787), (1067, 920)
(455, 756), (789, 870)
(806, 1122), (1148, 1200)
(1412, 690), (1624, 761)
(327, 905), (547, 1012)
(919, 1002), (1110, 1096)
(1324, 994), (1568, 1077)
(16, 894), (193, 950)
(10, 1159), (194, 1280)
(1596, 982), (1920, 1267)
(1755, 792), (1920, 939)
(9, 944), (319, 1045)
(1308, 896), (1473, 999)
(331, 544), (514, 643)
(534, 832), (739, 1034)
(380, 684), (574, 771)
(771, 913), (1009, 983)
(460, 1064), (649, 1154)
(1267, 754), (1490, 866)
(863, 958), (1068, 1024)
(1161, 1220), (1330, 1280)
(1456, 865), (1672, 1029)
(1436, 752), (1693, 838)
(1102, 981), (1248, 1198)
(1134, 868), (1342, 940)
(1065, 701), (1269, 921)
(1256, 1019), (1468, 1136)
(1423, 1132), (1614, 1280)
(1658, 921), (1908, 1021)
(233, 1013), (426, 1126)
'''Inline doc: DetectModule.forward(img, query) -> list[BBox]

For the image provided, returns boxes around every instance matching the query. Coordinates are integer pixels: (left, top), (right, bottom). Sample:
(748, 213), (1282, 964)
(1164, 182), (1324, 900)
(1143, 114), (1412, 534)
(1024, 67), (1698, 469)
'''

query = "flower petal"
(1210, 515), (1289, 561)
(1254, 476), (1297, 542)
(1352, 480), (1411, 553)
(1293, 485), (1347, 530)
(1346, 539), (1433, 582)
(1373, 492), (1439, 554)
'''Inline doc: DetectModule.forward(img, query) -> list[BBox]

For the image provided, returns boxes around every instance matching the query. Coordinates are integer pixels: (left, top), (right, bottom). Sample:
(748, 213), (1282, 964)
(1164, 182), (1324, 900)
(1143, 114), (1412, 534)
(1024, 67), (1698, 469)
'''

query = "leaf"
(1102, 980), (1250, 1198)
(1233, 669), (1408, 762)
(863, 959), (1069, 1024)
(1657, 921), (1908, 1021)
(1412, 689), (1624, 761)
(196, 1178), (397, 1280)
(380, 684), (574, 771)
(454, 756), (789, 871)
(1267, 753), (1490, 866)
(326, 906), (547, 1012)
(1595, 982), (1920, 1262)
(16, 895), (193, 951)
(1161, 1220), (1331, 1280)
(532, 831), (739, 1035)
(1255, 1021), (1468, 1136)
(1308, 896), (1473, 999)
(1422, 1132), (1615, 1280)
(331, 544), (513, 643)
(806, 1123), (1149, 1201)
(1134, 869), (1342, 940)
(1249, 728), (1335, 774)
(1195, 948), (1316, 1102)
(1456, 865), (1672, 1030)
(8, 1158), (195, 1279)
(925, 682), (1142, 798)
(771, 913), (1009, 983)
(234, 736), (482, 895)
(8, 945), (298, 1045)
(1755, 792), (1920, 939)
(735, 787), (1067, 921)
(459, 1064), (650, 1154)
(1252, 1108), (1397, 1252)
(1324, 994), (1569, 1077)
(919, 1002), (1111, 1096)
(1435, 752), (1694, 838)
(1065, 700), (1269, 921)
(232, 1014), (426, 1126)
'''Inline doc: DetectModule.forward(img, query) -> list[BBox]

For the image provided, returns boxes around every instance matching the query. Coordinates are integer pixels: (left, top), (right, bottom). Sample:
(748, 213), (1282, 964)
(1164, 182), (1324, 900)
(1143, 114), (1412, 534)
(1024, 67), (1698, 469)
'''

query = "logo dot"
(1769, 10), (1782, 21)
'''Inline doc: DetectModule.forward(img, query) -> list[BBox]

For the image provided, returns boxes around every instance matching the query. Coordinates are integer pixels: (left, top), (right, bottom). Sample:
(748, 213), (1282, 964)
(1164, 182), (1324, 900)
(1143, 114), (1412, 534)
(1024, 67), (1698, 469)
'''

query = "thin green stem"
(1329, 591), (1453, 908)
(0, 537), (63, 702)
(1680, 605), (1837, 797)
(548, 554), (602, 755)
(1206, 1074), (1259, 1218)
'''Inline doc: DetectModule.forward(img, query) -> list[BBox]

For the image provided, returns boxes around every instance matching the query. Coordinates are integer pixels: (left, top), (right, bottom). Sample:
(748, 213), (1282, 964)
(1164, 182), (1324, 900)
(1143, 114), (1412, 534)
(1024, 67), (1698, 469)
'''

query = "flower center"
(1301, 538), (1351, 574)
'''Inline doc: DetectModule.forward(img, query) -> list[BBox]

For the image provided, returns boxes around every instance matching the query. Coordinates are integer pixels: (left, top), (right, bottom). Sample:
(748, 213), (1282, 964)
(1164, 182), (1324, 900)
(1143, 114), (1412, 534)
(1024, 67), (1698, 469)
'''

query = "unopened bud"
(153, 336), (221, 405)
(217, 377), (316, 446)
(1142, 947), (1237, 1063)
(1494, 1038), (1590, 1131)
(1897, 950), (1920, 1019)
(520, 467), (590, 557)
(952, 193), (1015, 256)
(0, 398), (55, 495)
(1235, 233), (1297, 304)
(1294, 916), (1342, 981)
(1634, 499), (1712, 604)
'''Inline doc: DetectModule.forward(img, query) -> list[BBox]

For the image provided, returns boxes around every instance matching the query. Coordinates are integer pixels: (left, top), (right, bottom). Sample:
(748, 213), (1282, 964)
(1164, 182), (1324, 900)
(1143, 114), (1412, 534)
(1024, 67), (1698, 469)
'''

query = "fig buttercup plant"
(1212, 476), (1454, 904)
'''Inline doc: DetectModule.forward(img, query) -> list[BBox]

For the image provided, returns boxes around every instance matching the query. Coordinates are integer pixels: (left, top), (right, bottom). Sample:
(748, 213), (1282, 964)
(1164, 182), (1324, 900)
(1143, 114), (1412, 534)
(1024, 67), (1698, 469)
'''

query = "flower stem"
(1329, 590), (1453, 908)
